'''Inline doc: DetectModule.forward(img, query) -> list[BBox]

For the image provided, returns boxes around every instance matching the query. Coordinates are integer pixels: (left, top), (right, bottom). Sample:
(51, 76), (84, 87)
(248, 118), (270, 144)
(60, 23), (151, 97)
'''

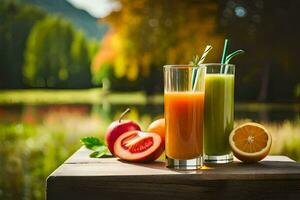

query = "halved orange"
(229, 122), (272, 163)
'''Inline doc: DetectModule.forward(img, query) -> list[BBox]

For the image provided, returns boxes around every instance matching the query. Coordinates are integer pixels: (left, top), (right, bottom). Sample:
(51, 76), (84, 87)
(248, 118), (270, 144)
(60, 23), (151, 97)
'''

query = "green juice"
(204, 74), (234, 156)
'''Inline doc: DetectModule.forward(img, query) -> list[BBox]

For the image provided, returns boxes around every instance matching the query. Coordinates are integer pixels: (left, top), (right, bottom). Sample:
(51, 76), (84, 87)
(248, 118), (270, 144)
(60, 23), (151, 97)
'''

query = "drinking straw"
(224, 49), (245, 73)
(220, 39), (229, 73)
(192, 45), (213, 91)
(225, 50), (245, 64)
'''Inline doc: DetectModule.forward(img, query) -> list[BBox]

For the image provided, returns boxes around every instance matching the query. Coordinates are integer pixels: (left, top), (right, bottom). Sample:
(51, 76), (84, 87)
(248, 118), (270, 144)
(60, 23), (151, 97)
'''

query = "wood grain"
(47, 147), (300, 200)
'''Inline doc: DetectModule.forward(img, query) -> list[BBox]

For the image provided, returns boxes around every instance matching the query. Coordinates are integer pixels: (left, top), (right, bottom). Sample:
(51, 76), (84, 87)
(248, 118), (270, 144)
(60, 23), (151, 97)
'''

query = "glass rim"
(199, 63), (235, 68)
(163, 64), (206, 69)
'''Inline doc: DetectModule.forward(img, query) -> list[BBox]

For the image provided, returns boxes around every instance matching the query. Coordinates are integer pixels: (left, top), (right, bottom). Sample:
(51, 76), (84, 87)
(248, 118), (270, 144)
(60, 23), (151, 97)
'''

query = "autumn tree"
(92, 0), (222, 93)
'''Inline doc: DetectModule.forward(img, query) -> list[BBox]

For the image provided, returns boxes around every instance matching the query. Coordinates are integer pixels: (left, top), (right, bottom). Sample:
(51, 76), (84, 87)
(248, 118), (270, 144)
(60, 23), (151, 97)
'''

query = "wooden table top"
(49, 147), (300, 179)
(47, 147), (300, 200)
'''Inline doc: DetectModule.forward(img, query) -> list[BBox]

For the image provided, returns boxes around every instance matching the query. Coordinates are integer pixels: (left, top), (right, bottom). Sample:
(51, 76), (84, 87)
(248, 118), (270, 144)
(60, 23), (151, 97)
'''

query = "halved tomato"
(114, 130), (164, 162)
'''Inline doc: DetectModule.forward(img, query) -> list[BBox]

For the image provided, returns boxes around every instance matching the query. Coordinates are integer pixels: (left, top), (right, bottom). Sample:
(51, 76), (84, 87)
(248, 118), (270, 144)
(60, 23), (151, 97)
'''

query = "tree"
(24, 16), (94, 88)
(217, 0), (300, 101)
(0, 1), (46, 88)
(92, 0), (222, 93)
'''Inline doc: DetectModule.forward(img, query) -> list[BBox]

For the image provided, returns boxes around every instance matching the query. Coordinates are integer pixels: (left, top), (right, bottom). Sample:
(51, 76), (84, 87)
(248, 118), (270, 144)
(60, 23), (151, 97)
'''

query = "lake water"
(0, 103), (299, 200)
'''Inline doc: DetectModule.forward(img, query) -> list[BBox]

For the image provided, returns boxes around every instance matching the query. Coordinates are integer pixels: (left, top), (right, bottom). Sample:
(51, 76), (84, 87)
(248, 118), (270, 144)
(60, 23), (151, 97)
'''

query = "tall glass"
(164, 65), (206, 169)
(201, 63), (235, 163)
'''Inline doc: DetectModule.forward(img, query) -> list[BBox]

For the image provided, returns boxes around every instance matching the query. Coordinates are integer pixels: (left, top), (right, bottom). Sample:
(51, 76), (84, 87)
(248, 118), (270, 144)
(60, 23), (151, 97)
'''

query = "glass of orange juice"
(164, 65), (206, 169)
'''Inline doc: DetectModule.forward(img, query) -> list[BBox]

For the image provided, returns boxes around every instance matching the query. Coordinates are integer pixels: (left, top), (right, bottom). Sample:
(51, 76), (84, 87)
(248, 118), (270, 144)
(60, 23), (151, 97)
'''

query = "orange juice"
(164, 91), (204, 160)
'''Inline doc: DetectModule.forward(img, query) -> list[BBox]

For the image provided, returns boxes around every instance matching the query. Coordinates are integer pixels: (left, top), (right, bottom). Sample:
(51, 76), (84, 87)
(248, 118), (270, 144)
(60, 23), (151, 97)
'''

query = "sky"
(67, 0), (121, 18)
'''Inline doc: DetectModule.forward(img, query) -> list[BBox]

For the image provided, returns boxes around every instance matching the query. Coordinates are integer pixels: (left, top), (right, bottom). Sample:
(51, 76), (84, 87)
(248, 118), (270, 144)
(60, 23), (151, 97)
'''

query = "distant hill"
(21, 0), (107, 39)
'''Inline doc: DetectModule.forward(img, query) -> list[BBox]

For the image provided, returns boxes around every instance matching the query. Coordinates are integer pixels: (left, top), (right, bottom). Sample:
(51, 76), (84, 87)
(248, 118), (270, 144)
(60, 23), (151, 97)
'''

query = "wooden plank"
(50, 160), (300, 179)
(65, 147), (295, 164)
(47, 178), (300, 200)
(47, 147), (300, 200)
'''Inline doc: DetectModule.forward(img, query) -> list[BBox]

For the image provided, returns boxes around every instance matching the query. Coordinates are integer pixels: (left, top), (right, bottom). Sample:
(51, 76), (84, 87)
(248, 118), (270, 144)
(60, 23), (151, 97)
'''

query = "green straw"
(224, 49), (245, 74)
(225, 50), (245, 64)
(220, 39), (229, 73)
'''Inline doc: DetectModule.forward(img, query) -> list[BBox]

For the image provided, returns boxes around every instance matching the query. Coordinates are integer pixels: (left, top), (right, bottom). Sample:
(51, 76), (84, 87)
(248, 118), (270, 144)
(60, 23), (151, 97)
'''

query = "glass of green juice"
(201, 63), (235, 163)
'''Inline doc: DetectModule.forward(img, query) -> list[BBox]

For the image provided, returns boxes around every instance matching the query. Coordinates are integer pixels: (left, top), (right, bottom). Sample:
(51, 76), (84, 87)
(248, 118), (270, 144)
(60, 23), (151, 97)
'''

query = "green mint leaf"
(189, 55), (201, 67)
(89, 146), (111, 158)
(104, 150), (112, 156)
(81, 136), (113, 158)
(80, 137), (104, 151)
(90, 151), (106, 158)
(92, 145), (107, 152)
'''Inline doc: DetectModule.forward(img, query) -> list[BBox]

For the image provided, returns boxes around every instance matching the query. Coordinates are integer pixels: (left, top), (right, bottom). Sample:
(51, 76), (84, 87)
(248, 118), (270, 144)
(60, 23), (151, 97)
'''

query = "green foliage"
(80, 136), (111, 158)
(0, 1), (46, 88)
(268, 120), (300, 162)
(92, 0), (222, 92)
(93, 63), (148, 92)
(189, 55), (202, 67)
(92, 63), (112, 86)
(24, 16), (94, 88)
(0, 123), (86, 200)
(92, 0), (300, 101)
(0, 0), (98, 89)
(0, 88), (104, 104)
(0, 105), (105, 200)
(87, 39), (99, 60)
(80, 136), (104, 150)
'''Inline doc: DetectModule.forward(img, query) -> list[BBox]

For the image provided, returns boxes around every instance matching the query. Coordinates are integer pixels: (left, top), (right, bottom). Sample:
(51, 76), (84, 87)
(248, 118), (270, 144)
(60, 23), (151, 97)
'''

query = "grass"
(0, 113), (103, 200)
(268, 121), (300, 161)
(0, 89), (164, 105)
(106, 92), (163, 104)
(0, 88), (104, 104)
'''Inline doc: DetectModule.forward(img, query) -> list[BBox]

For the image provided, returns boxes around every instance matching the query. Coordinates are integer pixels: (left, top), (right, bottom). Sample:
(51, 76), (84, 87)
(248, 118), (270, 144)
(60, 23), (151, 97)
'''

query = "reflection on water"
(235, 103), (300, 122)
(0, 103), (299, 200)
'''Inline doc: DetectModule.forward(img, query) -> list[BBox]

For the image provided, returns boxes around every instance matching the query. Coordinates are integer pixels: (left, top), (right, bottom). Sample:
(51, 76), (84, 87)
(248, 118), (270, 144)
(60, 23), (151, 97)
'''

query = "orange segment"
(233, 125), (268, 153)
(229, 122), (272, 163)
